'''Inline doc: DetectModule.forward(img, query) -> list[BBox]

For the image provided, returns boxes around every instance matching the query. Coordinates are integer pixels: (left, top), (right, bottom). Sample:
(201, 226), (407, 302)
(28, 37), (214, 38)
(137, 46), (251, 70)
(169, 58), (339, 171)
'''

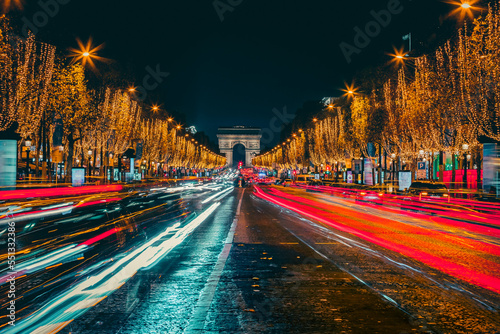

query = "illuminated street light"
(313, 118), (318, 122)
(68, 37), (107, 72)
(342, 83), (358, 98)
(447, 0), (480, 20)
(388, 46), (412, 67)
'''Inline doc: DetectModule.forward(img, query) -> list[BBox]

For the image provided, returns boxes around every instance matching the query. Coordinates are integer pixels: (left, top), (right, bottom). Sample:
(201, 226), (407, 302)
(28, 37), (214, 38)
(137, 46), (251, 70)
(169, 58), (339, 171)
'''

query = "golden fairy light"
(2, 0), (24, 12)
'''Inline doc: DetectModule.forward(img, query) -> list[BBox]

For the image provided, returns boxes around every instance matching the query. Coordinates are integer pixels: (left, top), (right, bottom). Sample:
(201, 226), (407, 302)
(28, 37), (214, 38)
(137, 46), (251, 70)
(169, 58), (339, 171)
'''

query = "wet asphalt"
(60, 186), (500, 333)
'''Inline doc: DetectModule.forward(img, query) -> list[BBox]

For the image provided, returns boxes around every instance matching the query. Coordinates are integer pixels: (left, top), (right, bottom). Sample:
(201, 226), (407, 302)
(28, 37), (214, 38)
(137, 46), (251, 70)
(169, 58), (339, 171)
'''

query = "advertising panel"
(72, 168), (85, 187)
(0, 140), (17, 188)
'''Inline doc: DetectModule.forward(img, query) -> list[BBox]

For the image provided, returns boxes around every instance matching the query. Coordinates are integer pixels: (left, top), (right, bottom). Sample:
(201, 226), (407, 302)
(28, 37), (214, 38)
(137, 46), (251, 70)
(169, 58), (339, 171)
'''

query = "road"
(0, 181), (499, 333)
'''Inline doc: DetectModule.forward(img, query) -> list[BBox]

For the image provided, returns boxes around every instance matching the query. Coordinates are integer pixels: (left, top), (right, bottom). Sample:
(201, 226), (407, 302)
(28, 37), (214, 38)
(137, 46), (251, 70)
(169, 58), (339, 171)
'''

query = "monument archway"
(217, 127), (261, 167)
(232, 143), (246, 167)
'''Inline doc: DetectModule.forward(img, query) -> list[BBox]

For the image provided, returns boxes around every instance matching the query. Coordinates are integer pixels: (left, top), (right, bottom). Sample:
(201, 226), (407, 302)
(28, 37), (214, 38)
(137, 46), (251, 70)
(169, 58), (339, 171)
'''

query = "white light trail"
(5, 203), (221, 334)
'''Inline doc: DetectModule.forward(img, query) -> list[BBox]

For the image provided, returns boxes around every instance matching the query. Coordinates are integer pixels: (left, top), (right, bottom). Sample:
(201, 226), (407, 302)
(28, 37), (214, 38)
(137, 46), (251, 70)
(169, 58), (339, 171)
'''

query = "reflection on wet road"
(0, 180), (499, 333)
(253, 185), (500, 333)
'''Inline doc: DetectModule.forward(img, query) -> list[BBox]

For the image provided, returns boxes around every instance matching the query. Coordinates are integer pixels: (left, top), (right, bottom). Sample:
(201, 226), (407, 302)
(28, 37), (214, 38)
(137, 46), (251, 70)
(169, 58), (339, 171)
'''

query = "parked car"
(295, 174), (314, 185)
(307, 180), (324, 186)
(405, 181), (450, 200)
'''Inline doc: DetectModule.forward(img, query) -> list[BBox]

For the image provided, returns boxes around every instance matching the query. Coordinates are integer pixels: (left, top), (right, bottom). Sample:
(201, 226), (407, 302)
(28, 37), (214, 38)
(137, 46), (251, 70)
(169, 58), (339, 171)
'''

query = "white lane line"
(236, 190), (244, 215)
(185, 189), (245, 333)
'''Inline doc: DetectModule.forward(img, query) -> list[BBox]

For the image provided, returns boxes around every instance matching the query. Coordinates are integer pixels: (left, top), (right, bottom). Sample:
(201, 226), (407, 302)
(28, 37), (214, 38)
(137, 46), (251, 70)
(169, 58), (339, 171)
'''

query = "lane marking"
(186, 189), (245, 333)
(236, 189), (244, 215)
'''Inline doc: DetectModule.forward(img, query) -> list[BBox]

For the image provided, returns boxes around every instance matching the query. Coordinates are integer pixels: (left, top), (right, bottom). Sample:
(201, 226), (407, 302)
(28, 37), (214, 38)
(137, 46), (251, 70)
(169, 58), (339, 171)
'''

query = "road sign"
(52, 147), (63, 163)
(417, 161), (426, 179)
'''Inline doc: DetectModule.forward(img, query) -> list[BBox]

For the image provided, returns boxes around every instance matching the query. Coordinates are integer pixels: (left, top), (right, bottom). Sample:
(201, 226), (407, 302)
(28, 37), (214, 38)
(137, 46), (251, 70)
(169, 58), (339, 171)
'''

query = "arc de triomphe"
(217, 127), (261, 167)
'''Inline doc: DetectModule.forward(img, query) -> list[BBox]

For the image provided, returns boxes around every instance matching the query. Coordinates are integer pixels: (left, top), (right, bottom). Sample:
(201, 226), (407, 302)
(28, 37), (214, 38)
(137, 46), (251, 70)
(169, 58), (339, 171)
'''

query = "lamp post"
(109, 153), (114, 183)
(57, 145), (64, 183)
(391, 153), (396, 189)
(24, 136), (32, 179)
(88, 149), (93, 178)
(462, 144), (469, 189)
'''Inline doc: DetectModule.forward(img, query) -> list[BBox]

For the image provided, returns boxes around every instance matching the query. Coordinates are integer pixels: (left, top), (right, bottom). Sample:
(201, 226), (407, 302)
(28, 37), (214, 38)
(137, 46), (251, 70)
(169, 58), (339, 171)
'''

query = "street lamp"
(462, 144), (469, 189)
(450, 0), (479, 20)
(88, 149), (93, 177)
(391, 153), (396, 187)
(24, 136), (32, 178)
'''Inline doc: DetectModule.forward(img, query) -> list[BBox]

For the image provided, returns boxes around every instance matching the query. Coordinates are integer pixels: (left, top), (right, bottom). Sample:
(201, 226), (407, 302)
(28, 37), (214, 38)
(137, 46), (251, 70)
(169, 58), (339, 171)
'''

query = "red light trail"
(254, 186), (500, 294)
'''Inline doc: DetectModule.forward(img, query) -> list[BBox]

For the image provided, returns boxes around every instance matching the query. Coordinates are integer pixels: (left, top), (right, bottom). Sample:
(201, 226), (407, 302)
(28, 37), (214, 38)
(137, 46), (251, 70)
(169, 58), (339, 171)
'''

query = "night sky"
(13, 0), (464, 143)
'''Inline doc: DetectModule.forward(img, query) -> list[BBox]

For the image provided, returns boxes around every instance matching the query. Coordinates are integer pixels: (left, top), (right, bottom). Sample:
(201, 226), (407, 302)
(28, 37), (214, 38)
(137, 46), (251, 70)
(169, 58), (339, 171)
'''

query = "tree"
(47, 62), (94, 182)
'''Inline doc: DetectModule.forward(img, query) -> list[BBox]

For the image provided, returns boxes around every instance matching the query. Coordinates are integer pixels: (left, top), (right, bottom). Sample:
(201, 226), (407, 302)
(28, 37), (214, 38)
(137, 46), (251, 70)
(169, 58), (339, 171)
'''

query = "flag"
(402, 33), (411, 41)
(309, 160), (314, 168)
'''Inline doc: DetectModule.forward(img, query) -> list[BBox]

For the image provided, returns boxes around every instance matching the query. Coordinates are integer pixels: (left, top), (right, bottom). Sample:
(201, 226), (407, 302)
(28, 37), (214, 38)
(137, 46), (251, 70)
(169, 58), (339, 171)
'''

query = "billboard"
(0, 140), (17, 188)
(72, 168), (85, 187)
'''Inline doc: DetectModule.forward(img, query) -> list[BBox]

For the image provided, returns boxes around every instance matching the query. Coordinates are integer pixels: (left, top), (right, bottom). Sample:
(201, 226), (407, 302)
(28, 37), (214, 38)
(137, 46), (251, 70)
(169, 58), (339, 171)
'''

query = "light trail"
(254, 186), (500, 294)
(201, 186), (234, 204)
(3, 203), (221, 334)
(0, 185), (123, 201)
